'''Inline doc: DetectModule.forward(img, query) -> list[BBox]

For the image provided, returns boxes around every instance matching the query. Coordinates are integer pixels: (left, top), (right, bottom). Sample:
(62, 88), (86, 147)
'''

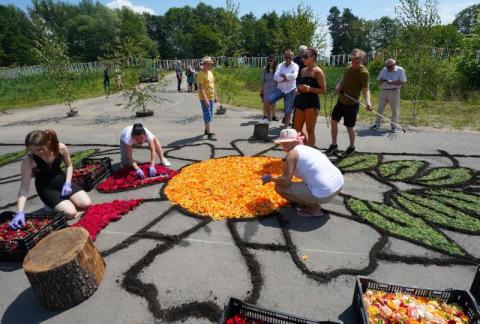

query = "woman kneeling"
(262, 129), (343, 217)
(9, 130), (92, 229)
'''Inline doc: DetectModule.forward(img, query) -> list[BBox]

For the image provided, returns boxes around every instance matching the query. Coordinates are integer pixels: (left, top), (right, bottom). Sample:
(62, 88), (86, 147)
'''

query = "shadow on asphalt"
(259, 206), (330, 233)
(338, 304), (356, 324)
(355, 128), (390, 137)
(0, 262), (22, 272)
(2, 287), (60, 323)
(167, 134), (207, 147)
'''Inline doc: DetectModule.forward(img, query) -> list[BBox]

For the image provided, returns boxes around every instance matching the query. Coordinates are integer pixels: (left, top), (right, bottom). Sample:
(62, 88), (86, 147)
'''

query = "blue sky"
(2, 0), (477, 24)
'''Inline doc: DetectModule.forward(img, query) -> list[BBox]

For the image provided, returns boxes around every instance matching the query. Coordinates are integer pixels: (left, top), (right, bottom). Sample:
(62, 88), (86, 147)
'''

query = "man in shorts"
(264, 49), (299, 128)
(325, 49), (372, 156)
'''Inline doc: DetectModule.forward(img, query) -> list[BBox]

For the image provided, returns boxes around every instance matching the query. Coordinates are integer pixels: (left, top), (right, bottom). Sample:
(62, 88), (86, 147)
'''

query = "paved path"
(0, 74), (479, 323)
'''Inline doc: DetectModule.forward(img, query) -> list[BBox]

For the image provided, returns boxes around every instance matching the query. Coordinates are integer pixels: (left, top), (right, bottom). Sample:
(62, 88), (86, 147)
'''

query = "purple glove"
(61, 181), (72, 197)
(149, 164), (157, 177)
(135, 168), (145, 179)
(9, 211), (26, 230)
(261, 174), (272, 185)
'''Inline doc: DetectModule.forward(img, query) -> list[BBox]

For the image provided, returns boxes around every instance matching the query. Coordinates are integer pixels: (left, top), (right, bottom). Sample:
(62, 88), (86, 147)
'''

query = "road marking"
(102, 230), (369, 256)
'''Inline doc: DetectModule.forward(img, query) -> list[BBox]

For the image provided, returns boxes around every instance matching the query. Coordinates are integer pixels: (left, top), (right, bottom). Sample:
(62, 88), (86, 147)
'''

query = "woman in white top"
(120, 124), (171, 179)
(262, 128), (344, 217)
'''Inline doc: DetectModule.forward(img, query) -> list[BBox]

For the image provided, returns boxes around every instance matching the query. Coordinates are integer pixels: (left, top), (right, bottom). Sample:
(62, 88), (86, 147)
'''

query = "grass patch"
(66, 149), (98, 168)
(0, 150), (26, 167)
(347, 196), (464, 257)
(414, 167), (473, 187)
(378, 160), (427, 180)
(393, 192), (480, 233)
(336, 154), (379, 172)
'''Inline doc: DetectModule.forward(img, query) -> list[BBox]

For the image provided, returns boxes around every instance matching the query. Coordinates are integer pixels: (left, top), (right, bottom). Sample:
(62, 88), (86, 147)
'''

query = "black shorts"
(331, 102), (360, 127)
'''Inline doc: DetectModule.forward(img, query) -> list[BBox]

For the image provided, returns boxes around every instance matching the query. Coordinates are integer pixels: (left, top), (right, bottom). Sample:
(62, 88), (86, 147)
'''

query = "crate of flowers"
(0, 211), (68, 261)
(220, 297), (342, 324)
(72, 157), (112, 191)
(353, 276), (480, 324)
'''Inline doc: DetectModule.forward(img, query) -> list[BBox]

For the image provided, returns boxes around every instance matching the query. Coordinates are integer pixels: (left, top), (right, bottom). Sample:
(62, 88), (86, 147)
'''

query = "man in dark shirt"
(325, 49), (372, 156)
(175, 61), (183, 92)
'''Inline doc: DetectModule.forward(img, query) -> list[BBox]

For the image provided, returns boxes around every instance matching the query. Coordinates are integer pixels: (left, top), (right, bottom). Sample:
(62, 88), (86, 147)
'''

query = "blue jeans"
(267, 88), (296, 114)
(200, 100), (214, 123)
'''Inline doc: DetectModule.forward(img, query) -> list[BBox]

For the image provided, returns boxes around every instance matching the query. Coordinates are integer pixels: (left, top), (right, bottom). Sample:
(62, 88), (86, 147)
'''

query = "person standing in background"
(370, 59), (407, 133)
(197, 56), (218, 141)
(259, 55), (278, 124)
(175, 61), (183, 92)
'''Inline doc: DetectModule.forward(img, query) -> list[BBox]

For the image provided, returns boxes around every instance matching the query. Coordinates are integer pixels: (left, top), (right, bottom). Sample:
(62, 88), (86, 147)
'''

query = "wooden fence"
(1, 47), (479, 79)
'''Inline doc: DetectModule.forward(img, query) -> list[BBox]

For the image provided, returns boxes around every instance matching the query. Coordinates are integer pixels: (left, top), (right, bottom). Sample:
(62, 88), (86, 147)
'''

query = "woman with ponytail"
(260, 129), (344, 217)
(9, 130), (92, 229)
(119, 123), (171, 179)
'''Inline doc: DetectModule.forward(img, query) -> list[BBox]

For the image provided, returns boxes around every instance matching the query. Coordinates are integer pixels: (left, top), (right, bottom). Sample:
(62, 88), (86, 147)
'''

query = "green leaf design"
(426, 189), (480, 215)
(62, 148), (97, 169)
(346, 196), (464, 256)
(413, 167), (473, 186)
(378, 160), (427, 180)
(336, 154), (379, 172)
(393, 192), (480, 233)
(0, 150), (26, 167)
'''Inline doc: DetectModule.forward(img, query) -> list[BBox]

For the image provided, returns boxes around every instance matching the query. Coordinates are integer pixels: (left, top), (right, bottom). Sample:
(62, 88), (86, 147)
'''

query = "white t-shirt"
(293, 145), (344, 198)
(120, 125), (155, 145)
(273, 62), (299, 94)
(377, 65), (407, 90)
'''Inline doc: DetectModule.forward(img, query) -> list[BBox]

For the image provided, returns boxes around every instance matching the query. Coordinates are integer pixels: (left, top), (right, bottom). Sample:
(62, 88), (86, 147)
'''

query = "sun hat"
(201, 56), (214, 64)
(273, 129), (304, 144)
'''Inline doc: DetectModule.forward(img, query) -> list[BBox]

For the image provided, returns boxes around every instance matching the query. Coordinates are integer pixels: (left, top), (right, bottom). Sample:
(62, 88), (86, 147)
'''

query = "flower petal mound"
(164, 156), (290, 220)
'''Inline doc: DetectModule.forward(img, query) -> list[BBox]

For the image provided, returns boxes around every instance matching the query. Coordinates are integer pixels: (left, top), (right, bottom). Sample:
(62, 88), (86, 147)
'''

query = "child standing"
(197, 56), (218, 141)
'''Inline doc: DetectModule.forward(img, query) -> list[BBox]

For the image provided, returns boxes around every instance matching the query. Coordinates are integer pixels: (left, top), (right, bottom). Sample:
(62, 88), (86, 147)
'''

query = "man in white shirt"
(263, 49), (299, 128)
(371, 59), (407, 133)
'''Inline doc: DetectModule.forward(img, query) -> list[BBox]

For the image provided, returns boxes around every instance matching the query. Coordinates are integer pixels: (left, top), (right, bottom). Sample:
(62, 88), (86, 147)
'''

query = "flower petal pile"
(72, 199), (144, 240)
(97, 163), (177, 192)
(226, 314), (264, 324)
(165, 156), (291, 220)
(364, 290), (469, 324)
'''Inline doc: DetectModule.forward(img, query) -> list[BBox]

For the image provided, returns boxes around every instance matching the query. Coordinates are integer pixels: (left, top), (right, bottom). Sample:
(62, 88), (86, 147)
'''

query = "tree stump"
(23, 227), (105, 310)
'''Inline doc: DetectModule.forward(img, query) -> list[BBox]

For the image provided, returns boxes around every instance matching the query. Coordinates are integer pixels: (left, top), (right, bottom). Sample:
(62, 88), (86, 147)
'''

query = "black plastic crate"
(353, 277), (480, 324)
(220, 297), (342, 324)
(0, 211), (68, 262)
(73, 157), (112, 192)
(471, 265), (480, 304)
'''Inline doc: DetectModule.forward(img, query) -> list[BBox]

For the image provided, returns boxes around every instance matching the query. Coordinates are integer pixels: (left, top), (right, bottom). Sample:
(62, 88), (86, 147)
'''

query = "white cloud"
(106, 0), (155, 14)
(438, 1), (475, 24)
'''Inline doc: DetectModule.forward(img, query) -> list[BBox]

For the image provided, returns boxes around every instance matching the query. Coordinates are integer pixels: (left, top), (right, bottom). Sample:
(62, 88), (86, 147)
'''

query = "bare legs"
(153, 138), (166, 161)
(54, 191), (92, 219)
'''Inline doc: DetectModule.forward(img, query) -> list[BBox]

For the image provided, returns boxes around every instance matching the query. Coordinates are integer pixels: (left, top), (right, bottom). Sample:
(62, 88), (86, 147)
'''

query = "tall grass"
(0, 67), (143, 111)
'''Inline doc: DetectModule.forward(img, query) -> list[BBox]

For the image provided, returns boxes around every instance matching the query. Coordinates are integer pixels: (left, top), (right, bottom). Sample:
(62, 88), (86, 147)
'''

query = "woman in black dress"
(294, 48), (326, 147)
(9, 130), (92, 229)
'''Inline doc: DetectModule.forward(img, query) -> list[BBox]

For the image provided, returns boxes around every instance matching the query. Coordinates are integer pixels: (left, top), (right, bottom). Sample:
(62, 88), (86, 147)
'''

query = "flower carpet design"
(165, 156), (291, 220)
(0, 141), (479, 323)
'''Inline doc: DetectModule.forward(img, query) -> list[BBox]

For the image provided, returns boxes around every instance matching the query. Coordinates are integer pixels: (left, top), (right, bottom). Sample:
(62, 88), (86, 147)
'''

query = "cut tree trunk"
(23, 227), (105, 310)
(253, 123), (269, 141)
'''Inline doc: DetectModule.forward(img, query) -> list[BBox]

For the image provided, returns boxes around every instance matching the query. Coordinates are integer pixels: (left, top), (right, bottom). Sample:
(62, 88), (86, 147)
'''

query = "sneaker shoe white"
(370, 124), (380, 131)
(258, 118), (269, 125)
(161, 158), (171, 167)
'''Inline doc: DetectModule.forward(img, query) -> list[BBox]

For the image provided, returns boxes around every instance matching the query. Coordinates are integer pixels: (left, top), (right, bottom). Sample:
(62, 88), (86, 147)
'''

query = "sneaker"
(204, 129), (208, 136)
(324, 144), (338, 155)
(391, 127), (399, 133)
(161, 158), (171, 167)
(258, 118), (269, 125)
(272, 115), (279, 121)
(370, 124), (380, 131)
(207, 133), (217, 141)
(344, 146), (356, 155)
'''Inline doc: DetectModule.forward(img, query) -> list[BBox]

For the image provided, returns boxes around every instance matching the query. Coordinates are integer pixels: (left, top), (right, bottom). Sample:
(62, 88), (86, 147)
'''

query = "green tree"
(117, 7), (157, 58)
(369, 17), (402, 51)
(0, 5), (37, 66)
(453, 4), (480, 35)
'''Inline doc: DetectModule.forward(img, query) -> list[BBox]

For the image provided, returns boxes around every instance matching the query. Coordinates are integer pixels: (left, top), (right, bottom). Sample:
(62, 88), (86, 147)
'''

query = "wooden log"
(23, 227), (105, 310)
